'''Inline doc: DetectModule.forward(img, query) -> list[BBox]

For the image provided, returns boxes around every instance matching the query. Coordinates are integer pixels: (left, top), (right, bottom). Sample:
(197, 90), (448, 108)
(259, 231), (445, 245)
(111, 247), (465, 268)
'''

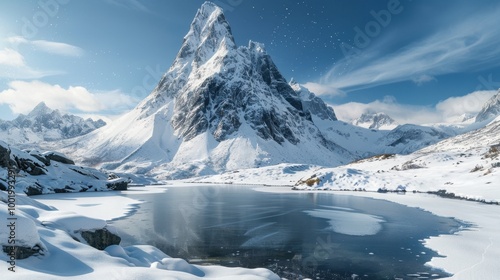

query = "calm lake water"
(112, 185), (464, 280)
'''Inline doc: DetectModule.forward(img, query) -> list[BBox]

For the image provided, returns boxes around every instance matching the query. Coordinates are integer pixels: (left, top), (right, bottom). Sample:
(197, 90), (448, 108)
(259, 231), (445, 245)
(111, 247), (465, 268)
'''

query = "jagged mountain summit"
(60, 2), (353, 179)
(475, 91), (500, 123)
(0, 102), (106, 145)
(353, 111), (398, 130)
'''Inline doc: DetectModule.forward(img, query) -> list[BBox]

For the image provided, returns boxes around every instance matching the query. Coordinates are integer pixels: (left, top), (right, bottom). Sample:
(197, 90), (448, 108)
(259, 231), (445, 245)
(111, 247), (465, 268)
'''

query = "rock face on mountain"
(60, 2), (353, 179)
(0, 102), (106, 145)
(475, 91), (500, 123)
(289, 80), (338, 122)
(353, 112), (398, 130)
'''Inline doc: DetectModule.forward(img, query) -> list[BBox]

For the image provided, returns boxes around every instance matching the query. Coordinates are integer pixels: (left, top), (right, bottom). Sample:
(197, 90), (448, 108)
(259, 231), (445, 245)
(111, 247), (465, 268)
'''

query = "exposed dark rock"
(29, 151), (51, 166)
(25, 183), (44, 196)
(53, 186), (76, 193)
(0, 142), (10, 168)
(80, 228), (121, 250)
(14, 156), (47, 176)
(106, 180), (128, 191)
(2, 244), (44, 259)
(44, 152), (75, 165)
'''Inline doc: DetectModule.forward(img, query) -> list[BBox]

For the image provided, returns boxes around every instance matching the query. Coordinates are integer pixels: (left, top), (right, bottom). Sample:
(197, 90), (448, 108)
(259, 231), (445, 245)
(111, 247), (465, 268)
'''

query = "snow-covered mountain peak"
(353, 111), (398, 130)
(183, 1), (236, 56)
(475, 90), (500, 123)
(60, 2), (357, 178)
(27, 102), (56, 117)
(140, 1), (237, 115)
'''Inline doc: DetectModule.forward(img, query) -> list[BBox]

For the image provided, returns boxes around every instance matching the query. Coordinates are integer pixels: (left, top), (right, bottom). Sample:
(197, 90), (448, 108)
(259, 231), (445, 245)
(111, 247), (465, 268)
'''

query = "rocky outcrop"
(79, 228), (121, 250)
(2, 244), (44, 260)
(43, 151), (75, 165)
(290, 80), (337, 122)
(106, 179), (129, 191)
(0, 141), (11, 168)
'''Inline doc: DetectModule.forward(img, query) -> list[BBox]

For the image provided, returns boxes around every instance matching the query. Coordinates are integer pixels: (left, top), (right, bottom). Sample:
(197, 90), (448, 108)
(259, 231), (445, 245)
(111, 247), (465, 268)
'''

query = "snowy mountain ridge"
(352, 111), (398, 130)
(0, 102), (106, 145)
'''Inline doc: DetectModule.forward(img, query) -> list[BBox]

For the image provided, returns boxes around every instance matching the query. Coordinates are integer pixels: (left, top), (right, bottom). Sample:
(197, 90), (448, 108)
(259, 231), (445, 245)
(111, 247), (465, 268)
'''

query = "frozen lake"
(111, 185), (464, 279)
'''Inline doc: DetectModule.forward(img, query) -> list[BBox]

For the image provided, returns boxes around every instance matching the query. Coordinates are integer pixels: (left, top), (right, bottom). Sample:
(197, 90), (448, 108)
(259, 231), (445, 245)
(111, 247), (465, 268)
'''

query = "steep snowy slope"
(58, 2), (353, 179)
(0, 102), (105, 145)
(475, 91), (500, 123)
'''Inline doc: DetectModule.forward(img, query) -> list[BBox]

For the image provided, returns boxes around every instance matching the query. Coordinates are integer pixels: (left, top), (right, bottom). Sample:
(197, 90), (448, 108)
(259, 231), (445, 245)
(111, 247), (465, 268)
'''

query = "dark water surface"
(112, 186), (464, 279)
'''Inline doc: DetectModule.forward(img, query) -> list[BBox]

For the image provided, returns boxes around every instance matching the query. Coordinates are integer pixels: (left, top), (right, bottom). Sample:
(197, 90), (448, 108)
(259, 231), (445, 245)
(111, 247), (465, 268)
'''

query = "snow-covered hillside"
(0, 140), (128, 195)
(300, 117), (500, 201)
(193, 116), (500, 202)
(0, 102), (105, 145)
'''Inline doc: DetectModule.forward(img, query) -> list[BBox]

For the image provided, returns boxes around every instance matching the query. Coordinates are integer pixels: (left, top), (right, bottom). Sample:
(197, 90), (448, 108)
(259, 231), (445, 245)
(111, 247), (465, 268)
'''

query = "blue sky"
(1, 0), (500, 124)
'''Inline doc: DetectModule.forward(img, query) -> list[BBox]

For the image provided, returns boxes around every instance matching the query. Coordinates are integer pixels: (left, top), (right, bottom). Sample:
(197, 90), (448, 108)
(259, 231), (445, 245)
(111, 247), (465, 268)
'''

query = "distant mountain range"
(352, 112), (398, 130)
(0, 102), (106, 145)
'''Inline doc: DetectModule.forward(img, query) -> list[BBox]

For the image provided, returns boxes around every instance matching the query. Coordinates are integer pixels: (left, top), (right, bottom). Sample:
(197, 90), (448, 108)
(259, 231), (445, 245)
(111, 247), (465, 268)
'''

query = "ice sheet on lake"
(304, 208), (385, 236)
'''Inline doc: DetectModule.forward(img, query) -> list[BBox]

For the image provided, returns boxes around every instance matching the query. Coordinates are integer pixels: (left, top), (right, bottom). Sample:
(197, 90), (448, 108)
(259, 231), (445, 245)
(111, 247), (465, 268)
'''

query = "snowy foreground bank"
(0, 186), (279, 280)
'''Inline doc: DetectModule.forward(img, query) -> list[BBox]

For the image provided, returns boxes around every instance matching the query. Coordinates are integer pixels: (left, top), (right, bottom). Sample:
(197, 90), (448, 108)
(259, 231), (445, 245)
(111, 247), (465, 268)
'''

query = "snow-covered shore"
(0, 186), (279, 280)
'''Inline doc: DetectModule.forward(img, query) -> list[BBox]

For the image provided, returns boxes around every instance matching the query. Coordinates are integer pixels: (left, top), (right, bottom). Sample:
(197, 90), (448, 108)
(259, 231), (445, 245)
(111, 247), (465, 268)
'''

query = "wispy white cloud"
(32, 40), (84, 57)
(315, 5), (500, 91)
(0, 37), (84, 79)
(412, 74), (437, 86)
(435, 90), (497, 121)
(0, 48), (62, 79)
(332, 90), (497, 125)
(0, 80), (139, 116)
(0, 48), (25, 67)
(6, 36), (84, 57)
(302, 82), (346, 97)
